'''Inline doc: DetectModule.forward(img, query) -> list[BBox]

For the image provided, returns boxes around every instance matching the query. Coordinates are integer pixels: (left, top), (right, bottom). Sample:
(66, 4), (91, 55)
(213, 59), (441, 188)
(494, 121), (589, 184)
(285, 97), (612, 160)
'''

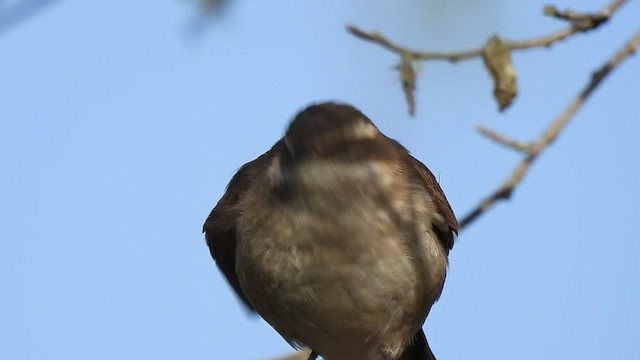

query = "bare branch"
(347, 25), (484, 62)
(347, 0), (629, 62)
(459, 29), (640, 229)
(346, 25), (482, 62)
(347, 0), (630, 115)
(542, 0), (625, 29)
(476, 126), (533, 154)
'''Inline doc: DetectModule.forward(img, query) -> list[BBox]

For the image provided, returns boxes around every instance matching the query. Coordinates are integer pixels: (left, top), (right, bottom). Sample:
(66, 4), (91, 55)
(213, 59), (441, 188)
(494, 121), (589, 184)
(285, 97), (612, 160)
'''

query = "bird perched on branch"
(204, 102), (458, 360)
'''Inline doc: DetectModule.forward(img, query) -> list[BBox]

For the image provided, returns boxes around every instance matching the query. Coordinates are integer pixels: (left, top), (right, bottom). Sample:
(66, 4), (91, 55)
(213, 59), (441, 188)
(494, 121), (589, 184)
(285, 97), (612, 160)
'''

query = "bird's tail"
(398, 329), (436, 360)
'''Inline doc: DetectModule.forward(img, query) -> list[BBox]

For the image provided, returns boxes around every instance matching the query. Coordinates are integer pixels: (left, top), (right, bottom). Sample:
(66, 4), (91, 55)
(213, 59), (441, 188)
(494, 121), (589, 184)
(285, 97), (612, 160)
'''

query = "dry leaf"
(482, 35), (517, 111)
(397, 55), (417, 116)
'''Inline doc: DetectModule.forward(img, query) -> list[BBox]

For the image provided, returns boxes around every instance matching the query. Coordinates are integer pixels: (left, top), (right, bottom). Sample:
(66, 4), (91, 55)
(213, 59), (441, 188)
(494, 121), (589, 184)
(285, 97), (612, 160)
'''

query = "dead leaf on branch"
(482, 35), (517, 111)
(396, 54), (417, 116)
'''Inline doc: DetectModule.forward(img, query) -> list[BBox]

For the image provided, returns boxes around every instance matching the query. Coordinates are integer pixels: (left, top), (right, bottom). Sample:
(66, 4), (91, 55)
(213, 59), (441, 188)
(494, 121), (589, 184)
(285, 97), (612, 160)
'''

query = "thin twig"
(347, 25), (483, 62)
(544, 0), (626, 26)
(476, 126), (533, 154)
(459, 29), (640, 229)
(346, 0), (629, 62)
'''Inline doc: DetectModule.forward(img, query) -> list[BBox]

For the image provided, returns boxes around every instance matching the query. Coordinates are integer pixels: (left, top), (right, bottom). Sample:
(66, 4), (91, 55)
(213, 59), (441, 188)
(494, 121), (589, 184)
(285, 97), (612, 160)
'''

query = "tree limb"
(459, 28), (640, 229)
(346, 0), (629, 115)
(346, 0), (629, 62)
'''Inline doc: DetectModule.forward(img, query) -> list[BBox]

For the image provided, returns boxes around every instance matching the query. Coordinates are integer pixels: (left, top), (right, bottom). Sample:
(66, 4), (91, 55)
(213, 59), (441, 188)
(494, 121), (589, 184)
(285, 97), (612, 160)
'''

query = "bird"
(203, 102), (458, 360)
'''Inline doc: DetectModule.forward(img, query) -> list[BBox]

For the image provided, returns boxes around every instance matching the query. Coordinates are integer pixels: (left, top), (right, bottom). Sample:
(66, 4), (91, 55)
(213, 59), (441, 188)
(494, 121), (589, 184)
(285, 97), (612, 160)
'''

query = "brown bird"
(203, 102), (458, 360)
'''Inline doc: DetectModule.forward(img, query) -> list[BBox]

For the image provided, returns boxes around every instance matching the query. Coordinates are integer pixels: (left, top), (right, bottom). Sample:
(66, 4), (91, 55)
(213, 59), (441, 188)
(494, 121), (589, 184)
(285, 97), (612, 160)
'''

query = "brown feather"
(203, 140), (284, 311)
(203, 102), (457, 359)
(387, 137), (459, 250)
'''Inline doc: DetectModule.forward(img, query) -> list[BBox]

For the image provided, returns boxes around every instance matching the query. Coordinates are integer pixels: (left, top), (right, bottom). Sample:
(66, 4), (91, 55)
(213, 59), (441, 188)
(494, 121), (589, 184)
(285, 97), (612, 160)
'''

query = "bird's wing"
(407, 152), (458, 250)
(391, 138), (459, 250)
(202, 140), (284, 311)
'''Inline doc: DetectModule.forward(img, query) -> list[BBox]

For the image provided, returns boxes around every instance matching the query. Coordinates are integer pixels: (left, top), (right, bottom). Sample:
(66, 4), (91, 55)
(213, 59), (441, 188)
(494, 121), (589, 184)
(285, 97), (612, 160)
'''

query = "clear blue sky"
(2, 1), (639, 359)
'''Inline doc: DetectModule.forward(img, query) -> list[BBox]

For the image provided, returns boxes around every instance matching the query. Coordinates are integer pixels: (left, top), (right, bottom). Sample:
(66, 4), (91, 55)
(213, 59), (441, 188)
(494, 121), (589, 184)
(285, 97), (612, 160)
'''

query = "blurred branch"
(194, 0), (230, 15)
(346, 0), (629, 115)
(459, 28), (640, 228)
(0, 0), (63, 35)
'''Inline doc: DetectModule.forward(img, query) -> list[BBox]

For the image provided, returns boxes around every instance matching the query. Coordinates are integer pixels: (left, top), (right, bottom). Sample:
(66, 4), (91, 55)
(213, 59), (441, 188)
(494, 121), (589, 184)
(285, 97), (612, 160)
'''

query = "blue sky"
(1, 1), (639, 359)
